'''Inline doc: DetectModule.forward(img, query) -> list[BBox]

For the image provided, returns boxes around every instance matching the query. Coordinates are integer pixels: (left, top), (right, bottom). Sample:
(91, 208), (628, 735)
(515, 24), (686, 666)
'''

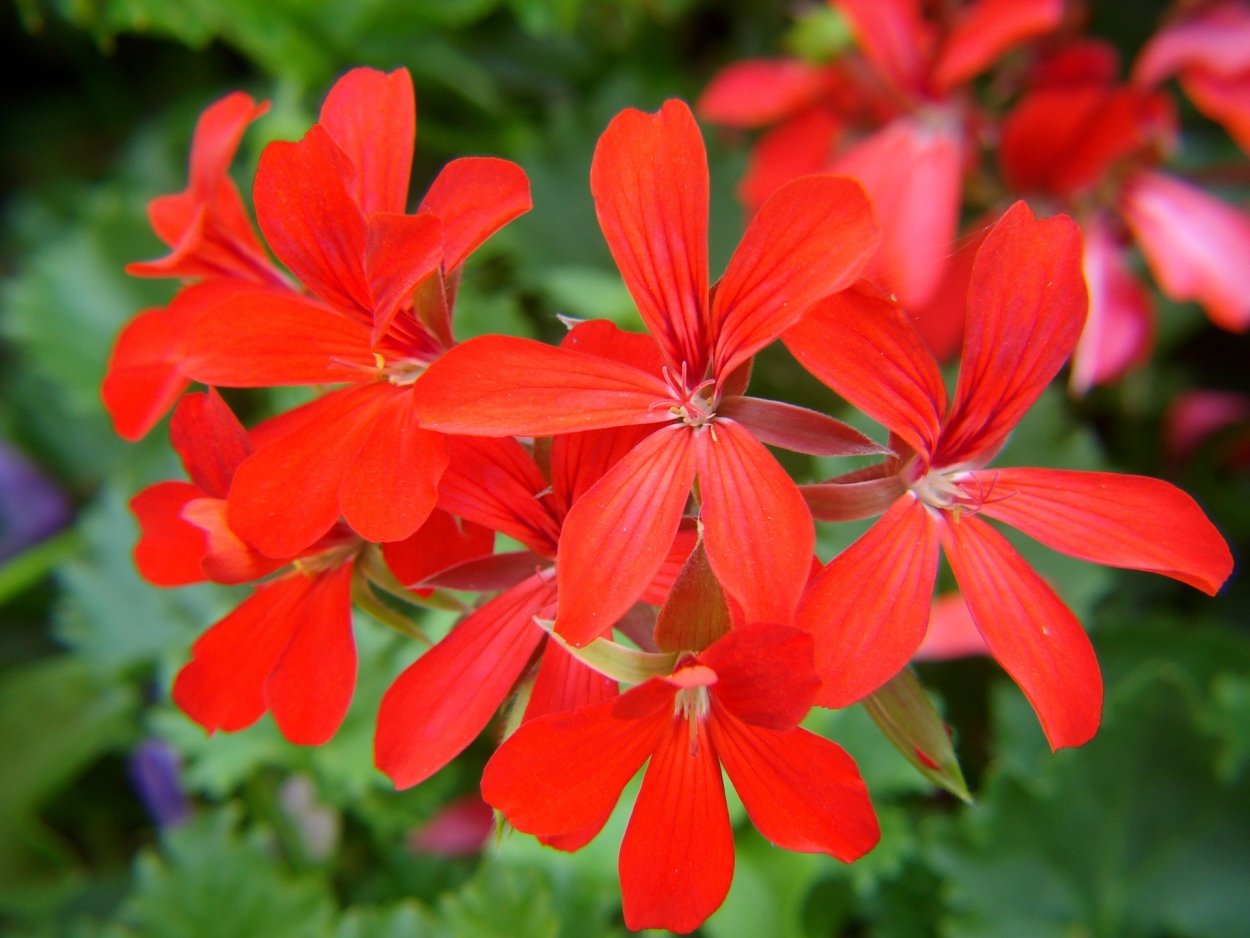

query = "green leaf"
(438, 861), (560, 938)
(861, 668), (972, 803)
(0, 656), (137, 902)
(335, 902), (436, 938)
(115, 805), (335, 938)
(934, 670), (1250, 938)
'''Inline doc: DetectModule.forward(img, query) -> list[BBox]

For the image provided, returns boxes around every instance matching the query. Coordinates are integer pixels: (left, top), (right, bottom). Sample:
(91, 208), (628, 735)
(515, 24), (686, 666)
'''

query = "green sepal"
(537, 618), (678, 685)
(862, 667), (973, 804)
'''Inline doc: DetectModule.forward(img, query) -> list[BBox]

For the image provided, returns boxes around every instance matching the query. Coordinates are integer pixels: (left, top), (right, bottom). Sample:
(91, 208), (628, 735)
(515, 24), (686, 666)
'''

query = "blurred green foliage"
(2, 0), (1249, 935)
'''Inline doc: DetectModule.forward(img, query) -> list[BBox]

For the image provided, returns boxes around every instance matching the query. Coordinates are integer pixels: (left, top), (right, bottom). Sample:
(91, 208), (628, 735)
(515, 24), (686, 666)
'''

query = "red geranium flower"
(785, 201), (1233, 748)
(412, 99), (881, 645)
(132, 390), (491, 745)
(175, 67), (531, 557)
(481, 623), (879, 934)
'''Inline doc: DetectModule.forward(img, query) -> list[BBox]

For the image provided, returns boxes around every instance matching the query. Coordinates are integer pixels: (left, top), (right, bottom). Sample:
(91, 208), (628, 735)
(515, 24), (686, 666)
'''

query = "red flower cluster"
(699, 0), (1250, 388)
(105, 63), (1233, 932)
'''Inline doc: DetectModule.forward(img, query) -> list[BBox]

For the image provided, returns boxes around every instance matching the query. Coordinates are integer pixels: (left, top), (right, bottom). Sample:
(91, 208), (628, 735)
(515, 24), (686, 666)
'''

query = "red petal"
(711, 712), (879, 860)
(916, 592), (987, 661)
(339, 390), (447, 543)
(695, 420), (813, 624)
(265, 563), (356, 744)
(226, 384), (393, 558)
(254, 125), (371, 315)
(619, 717), (733, 934)
(712, 174), (878, 379)
(172, 574), (309, 733)
(1070, 213), (1154, 393)
(438, 436), (561, 555)
(1134, 2), (1250, 85)
(556, 424), (697, 646)
(559, 317), (667, 374)
(364, 211), (443, 343)
(101, 307), (192, 442)
(1121, 170), (1250, 331)
(830, 117), (963, 308)
(381, 508), (496, 589)
(717, 396), (886, 457)
(785, 282), (945, 459)
(181, 497), (283, 585)
(548, 424), (655, 519)
(739, 107), (843, 211)
(130, 482), (209, 586)
(1181, 69), (1250, 155)
(975, 467), (1233, 595)
(169, 390), (251, 498)
(318, 67), (414, 216)
(480, 680), (671, 836)
(697, 58), (830, 128)
(797, 496), (939, 707)
(800, 464), (908, 522)
(590, 100), (711, 376)
(413, 335), (670, 435)
(938, 202), (1086, 466)
(939, 513), (1102, 750)
(523, 640), (619, 722)
(933, 0), (1063, 91)
(699, 624), (820, 730)
(183, 291), (375, 387)
(375, 572), (556, 789)
(837, 0), (933, 96)
(420, 157), (533, 273)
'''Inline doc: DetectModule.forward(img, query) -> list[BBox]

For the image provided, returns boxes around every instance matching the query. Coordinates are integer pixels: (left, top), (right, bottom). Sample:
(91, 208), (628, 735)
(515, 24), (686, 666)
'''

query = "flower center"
(657, 363), (719, 428)
(905, 457), (1001, 518)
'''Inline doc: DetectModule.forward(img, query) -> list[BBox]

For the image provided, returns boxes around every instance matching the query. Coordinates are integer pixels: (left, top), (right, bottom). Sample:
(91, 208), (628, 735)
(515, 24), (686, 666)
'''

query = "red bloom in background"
(1000, 42), (1250, 390)
(701, 0), (1065, 349)
(786, 202), (1233, 748)
(412, 99), (880, 646)
(482, 624), (879, 934)
(132, 391), (492, 745)
(376, 327), (694, 792)
(173, 67), (531, 557)
(1135, 0), (1250, 155)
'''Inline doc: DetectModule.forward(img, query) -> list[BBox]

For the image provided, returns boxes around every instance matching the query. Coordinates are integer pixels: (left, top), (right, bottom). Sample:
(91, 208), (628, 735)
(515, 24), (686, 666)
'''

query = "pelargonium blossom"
(786, 201), (1233, 749)
(482, 623), (879, 933)
(413, 99), (882, 645)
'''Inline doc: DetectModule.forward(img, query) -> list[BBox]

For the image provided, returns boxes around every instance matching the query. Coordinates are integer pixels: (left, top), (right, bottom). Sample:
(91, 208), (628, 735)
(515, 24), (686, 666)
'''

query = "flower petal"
(339, 390), (447, 543)
(556, 424), (697, 646)
(797, 496), (939, 707)
(933, 0), (1063, 91)
(130, 482), (209, 586)
(318, 67), (414, 216)
(785, 282), (946, 459)
(364, 211), (443, 343)
(712, 175), (878, 379)
(523, 640), (619, 722)
(695, 420), (813, 624)
(711, 711), (879, 860)
(226, 384), (393, 558)
(939, 513), (1102, 750)
(172, 574), (308, 734)
(830, 117), (963, 308)
(590, 100), (711, 376)
(1069, 213), (1154, 394)
(717, 396), (886, 457)
(265, 563), (356, 745)
(699, 624), (821, 730)
(697, 58), (831, 128)
(619, 716), (734, 934)
(183, 291), (375, 387)
(836, 0), (933, 96)
(438, 436), (561, 554)
(169, 390), (251, 499)
(254, 125), (371, 316)
(974, 467), (1233, 595)
(1121, 169), (1250, 331)
(480, 679), (672, 835)
(375, 572), (556, 789)
(938, 202), (1086, 466)
(413, 335), (670, 435)
(420, 157), (533, 273)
